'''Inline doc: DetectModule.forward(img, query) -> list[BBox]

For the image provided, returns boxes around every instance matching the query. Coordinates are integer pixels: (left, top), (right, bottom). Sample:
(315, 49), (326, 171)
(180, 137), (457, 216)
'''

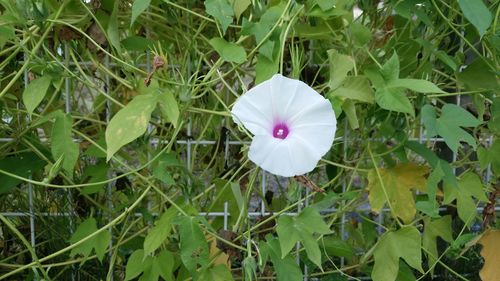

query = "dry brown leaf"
(478, 229), (500, 281)
(206, 233), (230, 267)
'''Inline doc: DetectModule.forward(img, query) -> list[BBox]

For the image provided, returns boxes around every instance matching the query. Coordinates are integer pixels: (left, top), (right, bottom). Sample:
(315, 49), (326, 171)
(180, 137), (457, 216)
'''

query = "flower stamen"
(273, 123), (289, 139)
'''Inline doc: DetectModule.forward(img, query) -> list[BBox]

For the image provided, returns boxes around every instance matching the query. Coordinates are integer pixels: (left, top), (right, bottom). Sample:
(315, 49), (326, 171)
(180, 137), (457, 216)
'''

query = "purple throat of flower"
(272, 123), (289, 139)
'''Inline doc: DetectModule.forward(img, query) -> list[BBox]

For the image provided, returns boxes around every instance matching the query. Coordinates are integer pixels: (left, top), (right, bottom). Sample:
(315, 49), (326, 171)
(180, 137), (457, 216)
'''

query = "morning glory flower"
(232, 74), (337, 177)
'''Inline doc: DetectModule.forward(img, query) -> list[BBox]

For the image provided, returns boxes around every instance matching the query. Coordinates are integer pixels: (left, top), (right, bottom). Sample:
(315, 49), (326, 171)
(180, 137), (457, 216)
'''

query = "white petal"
(289, 124), (335, 159)
(286, 136), (326, 175)
(268, 74), (301, 121)
(231, 80), (274, 135)
(248, 134), (326, 177)
(273, 75), (331, 121)
(248, 135), (296, 177)
(289, 98), (337, 157)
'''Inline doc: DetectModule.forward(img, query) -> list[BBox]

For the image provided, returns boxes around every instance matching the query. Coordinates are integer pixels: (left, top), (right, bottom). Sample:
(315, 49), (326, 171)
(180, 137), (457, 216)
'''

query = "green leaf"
(489, 97), (500, 134)
(405, 141), (457, 188)
(0, 25), (15, 49)
(205, 0), (234, 35)
(458, 0), (492, 37)
(435, 50), (458, 71)
(397, 261), (417, 281)
(209, 37), (247, 64)
(242, 256), (257, 281)
(416, 161), (445, 218)
(107, 0), (121, 52)
(241, 3), (285, 43)
(457, 58), (499, 90)
(367, 163), (428, 224)
(477, 140), (500, 175)
(138, 256), (159, 281)
(328, 49), (354, 90)
(387, 78), (445, 93)
(156, 250), (175, 281)
(321, 236), (355, 258)
(255, 54), (278, 84)
(0, 153), (45, 194)
(80, 162), (108, 194)
(421, 104), (482, 153)
(144, 208), (177, 256)
(69, 218), (110, 263)
(22, 75), (52, 115)
(121, 36), (155, 52)
(70, 218), (96, 259)
(421, 105), (438, 137)
(372, 226), (423, 281)
(94, 230), (111, 262)
(152, 152), (179, 185)
(198, 264), (234, 281)
(341, 99), (359, 129)
(276, 207), (331, 268)
(381, 52), (400, 82)
(177, 216), (209, 273)
(125, 250), (145, 281)
(259, 40), (275, 61)
(350, 22), (372, 46)
(158, 91), (180, 127)
(52, 112), (79, 175)
(330, 76), (374, 103)
(208, 179), (243, 228)
(131, 0), (151, 26)
(423, 216), (453, 274)
(105, 94), (158, 161)
(260, 235), (303, 281)
(231, 0), (250, 19)
(375, 87), (414, 116)
(477, 146), (489, 171)
(443, 172), (488, 227)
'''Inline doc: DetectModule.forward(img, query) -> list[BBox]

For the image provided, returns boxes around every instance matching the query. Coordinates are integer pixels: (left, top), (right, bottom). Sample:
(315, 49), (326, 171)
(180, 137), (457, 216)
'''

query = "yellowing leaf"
(478, 230), (500, 281)
(105, 94), (158, 161)
(367, 163), (428, 223)
(206, 233), (230, 267)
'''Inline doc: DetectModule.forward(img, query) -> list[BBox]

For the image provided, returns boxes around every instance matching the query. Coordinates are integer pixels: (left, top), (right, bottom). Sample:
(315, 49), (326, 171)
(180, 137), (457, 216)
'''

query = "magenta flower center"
(272, 123), (289, 139)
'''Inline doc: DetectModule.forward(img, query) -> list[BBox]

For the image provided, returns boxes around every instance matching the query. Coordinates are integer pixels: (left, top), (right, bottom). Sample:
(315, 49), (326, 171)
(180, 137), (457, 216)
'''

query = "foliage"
(0, 0), (498, 280)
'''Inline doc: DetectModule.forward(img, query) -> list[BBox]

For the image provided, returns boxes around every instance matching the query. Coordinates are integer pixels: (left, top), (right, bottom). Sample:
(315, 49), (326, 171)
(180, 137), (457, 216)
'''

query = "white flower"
(232, 74), (337, 177)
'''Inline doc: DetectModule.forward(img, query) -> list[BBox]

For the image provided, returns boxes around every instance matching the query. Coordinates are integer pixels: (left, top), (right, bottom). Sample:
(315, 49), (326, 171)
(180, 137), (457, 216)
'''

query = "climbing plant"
(0, 0), (499, 280)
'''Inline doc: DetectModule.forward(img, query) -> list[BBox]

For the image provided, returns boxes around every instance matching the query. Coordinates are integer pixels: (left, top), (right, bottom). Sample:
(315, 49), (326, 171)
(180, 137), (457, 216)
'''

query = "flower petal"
(270, 75), (331, 122)
(268, 74), (301, 121)
(288, 97), (336, 157)
(286, 136), (326, 175)
(248, 135), (296, 177)
(231, 81), (274, 135)
(248, 133), (328, 177)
